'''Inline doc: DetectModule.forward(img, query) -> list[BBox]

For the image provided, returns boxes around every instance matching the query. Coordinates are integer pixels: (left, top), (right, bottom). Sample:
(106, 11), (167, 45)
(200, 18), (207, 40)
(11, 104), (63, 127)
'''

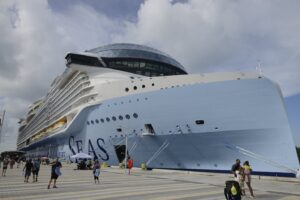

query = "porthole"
(87, 121), (90, 125)
(100, 119), (104, 123)
(142, 85), (145, 88)
(195, 120), (205, 125)
(125, 88), (129, 92)
(125, 114), (130, 119)
(95, 119), (99, 124)
(136, 98), (139, 101)
(133, 86), (137, 90)
(117, 128), (122, 132)
(152, 83), (155, 86)
(91, 120), (94, 124)
(133, 113), (138, 118)
(112, 116), (116, 121)
(106, 117), (110, 122)
(119, 115), (123, 120)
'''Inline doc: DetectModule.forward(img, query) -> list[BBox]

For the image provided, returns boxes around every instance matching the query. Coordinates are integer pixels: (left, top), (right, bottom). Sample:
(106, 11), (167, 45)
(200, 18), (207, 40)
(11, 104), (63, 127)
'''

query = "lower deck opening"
(114, 145), (127, 163)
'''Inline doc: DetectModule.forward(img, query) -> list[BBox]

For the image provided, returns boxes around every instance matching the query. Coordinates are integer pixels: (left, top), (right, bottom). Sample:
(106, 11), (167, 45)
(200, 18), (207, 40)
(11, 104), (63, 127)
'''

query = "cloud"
(0, 0), (122, 151)
(1, 0), (300, 150)
(117, 0), (300, 96)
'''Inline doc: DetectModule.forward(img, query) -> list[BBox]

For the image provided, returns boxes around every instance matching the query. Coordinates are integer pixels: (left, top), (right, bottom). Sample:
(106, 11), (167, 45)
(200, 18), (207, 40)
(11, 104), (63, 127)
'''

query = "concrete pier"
(0, 164), (299, 200)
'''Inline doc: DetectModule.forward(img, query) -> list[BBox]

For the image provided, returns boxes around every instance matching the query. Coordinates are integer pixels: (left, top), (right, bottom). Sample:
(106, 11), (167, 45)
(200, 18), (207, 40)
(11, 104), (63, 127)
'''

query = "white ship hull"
(23, 77), (299, 177)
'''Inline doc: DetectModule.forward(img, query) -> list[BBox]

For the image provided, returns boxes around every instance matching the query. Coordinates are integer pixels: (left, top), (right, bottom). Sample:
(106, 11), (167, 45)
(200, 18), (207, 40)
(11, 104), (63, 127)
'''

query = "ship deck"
(0, 164), (299, 200)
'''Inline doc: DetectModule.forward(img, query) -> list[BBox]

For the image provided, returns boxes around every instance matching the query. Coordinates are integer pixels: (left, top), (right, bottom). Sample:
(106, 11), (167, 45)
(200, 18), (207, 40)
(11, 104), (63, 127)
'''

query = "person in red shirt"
(127, 156), (133, 175)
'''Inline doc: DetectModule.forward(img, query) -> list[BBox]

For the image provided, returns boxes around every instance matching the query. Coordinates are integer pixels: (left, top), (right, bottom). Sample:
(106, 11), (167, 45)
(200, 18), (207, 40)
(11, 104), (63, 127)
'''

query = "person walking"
(9, 159), (15, 169)
(2, 158), (9, 176)
(23, 159), (33, 183)
(243, 161), (254, 198)
(127, 156), (133, 175)
(231, 159), (241, 181)
(32, 158), (41, 182)
(93, 160), (100, 184)
(48, 158), (62, 189)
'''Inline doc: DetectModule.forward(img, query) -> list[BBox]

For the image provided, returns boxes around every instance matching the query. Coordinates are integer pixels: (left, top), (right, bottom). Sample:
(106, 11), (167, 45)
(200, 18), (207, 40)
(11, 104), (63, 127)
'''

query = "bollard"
(101, 162), (108, 168)
(141, 163), (147, 170)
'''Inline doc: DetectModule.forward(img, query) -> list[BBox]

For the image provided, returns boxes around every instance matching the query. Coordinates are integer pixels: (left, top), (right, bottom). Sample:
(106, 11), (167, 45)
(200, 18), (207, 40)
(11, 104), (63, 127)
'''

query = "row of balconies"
(18, 72), (87, 140)
(18, 82), (93, 145)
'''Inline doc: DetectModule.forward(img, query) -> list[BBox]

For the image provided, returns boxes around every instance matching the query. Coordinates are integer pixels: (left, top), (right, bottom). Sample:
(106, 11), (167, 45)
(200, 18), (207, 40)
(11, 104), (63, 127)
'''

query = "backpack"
(224, 180), (241, 200)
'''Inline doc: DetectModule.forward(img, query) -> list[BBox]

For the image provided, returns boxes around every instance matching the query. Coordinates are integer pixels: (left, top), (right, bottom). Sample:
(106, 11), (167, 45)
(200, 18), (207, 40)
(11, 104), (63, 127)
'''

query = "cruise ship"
(17, 43), (299, 177)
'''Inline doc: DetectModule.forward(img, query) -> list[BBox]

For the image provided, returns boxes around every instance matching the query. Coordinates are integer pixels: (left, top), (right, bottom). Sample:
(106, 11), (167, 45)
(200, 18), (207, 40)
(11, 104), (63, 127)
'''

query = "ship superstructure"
(17, 43), (299, 177)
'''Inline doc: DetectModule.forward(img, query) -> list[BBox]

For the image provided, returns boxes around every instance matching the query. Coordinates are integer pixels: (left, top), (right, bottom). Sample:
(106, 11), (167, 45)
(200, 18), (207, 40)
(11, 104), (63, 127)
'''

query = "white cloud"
(1, 0), (300, 150)
(118, 0), (300, 96)
(0, 0), (121, 151)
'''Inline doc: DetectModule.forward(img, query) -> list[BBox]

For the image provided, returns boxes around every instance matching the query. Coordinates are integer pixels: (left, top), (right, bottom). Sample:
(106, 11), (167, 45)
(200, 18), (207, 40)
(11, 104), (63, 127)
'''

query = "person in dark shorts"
(231, 159), (241, 180)
(32, 158), (41, 182)
(48, 158), (62, 189)
(2, 158), (9, 176)
(23, 159), (33, 183)
(93, 160), (100, 184)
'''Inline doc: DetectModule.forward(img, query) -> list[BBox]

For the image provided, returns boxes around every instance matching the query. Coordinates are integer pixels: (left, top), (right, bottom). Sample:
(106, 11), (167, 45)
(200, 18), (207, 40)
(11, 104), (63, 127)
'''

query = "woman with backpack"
(32, 158), (41, 182)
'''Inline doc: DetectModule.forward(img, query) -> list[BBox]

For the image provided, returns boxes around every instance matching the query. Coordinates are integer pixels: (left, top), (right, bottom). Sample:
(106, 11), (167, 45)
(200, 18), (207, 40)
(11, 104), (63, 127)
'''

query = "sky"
(0, 0), (299, 152)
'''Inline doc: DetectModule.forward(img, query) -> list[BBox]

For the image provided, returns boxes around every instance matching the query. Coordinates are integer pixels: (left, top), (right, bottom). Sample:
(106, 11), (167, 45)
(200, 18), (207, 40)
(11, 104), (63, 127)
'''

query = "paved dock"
(0, 164), (300, 200)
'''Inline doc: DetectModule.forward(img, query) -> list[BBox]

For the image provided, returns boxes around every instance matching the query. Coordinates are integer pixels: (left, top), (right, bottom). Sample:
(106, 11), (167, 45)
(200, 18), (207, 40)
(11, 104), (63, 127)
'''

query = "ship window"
(112, 116), (117, 121)
(87, 121), (90, 125)
(133, 86), (137, 90)
(152, 83), (155, 86)
(100, 119), (104, 123)
(195, 120), (204, 125)
(133, 113), (138, 118)
(145, 124), (155, 134)
(119, 115), (123, 120)
(142, 85), (145, 88)
(106, 117), (110, 122)
(95, 119), (99, 124)
(140, 62), (146, 68)
(125, 88), (129, 92)
(91, 120), (94, 124)
(125, 114), (130, 119)
(117, 128), (122, 132)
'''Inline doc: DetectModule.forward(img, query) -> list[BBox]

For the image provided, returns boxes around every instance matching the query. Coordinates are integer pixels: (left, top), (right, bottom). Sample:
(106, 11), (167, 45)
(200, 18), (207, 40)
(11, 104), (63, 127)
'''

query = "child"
(93, 160), (100, 184)
(238, 167), (246, 196)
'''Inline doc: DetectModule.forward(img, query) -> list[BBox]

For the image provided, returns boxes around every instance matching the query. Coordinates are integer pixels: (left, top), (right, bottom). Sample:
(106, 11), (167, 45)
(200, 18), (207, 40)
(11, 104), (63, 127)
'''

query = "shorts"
(32, 170), (39, 176)
(94, 176), (99, 180)
(51, 173), (58, 180)
(3, 166), (7, 170)
(25, 170), (31, 177)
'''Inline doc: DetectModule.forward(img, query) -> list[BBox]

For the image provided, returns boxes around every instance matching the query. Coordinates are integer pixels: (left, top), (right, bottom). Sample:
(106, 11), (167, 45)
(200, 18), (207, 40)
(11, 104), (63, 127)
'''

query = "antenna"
(256, 60), (263, 76)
